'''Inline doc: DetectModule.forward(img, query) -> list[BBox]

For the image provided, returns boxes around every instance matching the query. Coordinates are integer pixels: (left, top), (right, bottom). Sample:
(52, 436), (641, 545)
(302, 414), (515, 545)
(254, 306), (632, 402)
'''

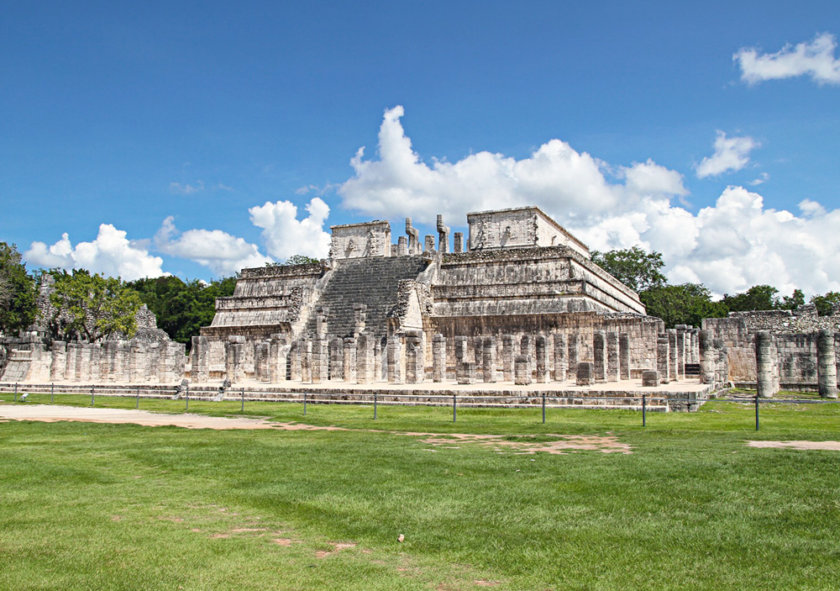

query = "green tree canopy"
(591, 246), (666, 292)
(811, 291), (840, 316)
(720, 285), (779, 312)
(126, 275), (237, 346)
(48, 269), (142, 342)
(640, 283), (728, 328)
(0, 242), (37, 335)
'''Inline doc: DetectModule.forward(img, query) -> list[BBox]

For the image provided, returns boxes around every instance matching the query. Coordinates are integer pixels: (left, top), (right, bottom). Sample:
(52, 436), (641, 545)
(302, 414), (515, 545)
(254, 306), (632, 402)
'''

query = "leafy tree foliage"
(0, 242), (38, 335)
(591, 246), (666, 292)
(779, 289), (805, 310)
(48, 270), (142, 342)
(641, 284), (728, 328)
(281, 254), (321, 266)
(126, 275), (237, 346)
(811, 291), (840, 316)
(720, 285), (780, 312)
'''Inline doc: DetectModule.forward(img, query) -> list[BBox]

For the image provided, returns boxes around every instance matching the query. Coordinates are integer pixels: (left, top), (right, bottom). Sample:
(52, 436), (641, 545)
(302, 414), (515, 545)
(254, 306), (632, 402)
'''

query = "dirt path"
(0, 403), (629, 453)
(747, 440), (840, 451)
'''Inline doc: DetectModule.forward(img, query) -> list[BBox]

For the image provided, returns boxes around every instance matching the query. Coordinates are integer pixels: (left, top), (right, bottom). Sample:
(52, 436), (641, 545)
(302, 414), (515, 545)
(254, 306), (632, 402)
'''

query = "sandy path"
(747, 440), (840, 451)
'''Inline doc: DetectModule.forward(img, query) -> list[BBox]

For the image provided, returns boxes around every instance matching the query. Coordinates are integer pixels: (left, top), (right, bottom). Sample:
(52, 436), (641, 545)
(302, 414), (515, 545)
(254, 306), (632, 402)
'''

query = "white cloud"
(170, 181), (205, 195)
(249, 198), (331, 261)
(735, 33), (840, 85)
(154, 217), (271, 276)
(25, 224), (165, 281)
(337, 106), (840, 297)
(696, 131), (759, 178)
(749, 172), (769, 186)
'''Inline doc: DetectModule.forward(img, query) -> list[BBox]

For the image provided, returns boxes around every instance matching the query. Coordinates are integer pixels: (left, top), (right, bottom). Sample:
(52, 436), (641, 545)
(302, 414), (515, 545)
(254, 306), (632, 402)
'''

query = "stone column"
(698, 330), (715, 386)
(714, 339), (729, 388)
(191, 336), (209, 382)
(642, 370), (659, 387)
(473, 336), (483, 367)
(553, 333), (567, 382)
(576, 362), (594, 386)
(535, 335), (548, 383)
(50, 341), (66, 381)
(269, 337), (288, 383)
(423, 235), (435, 254)
(520, 335), (534, 378)
(657, 334), (670, 383)
(482, 337), (496, 383)
(436, 214), (450, 253)
(88, 344), (101, 382)
(514, 355), (531, 385)
(129, 342), (146, 383)
(453, 232), (464, 253)
(755, 331), (778, 398)
(454, 336), (468, 368)
(374, 338), (383, 382)
(676, 329), (686, 380)
(606, 332), (619, 382)
(668, 330), (678, 381)
(77, 344), (91, 381)
(117, 342), (131, 382)
(817, 329), (838, 399)
(300, 340), (312, 383)
(289, 340), (302, 381)
(619, 333), (631, 380)
(311, 338), (328, 383)
(101, 341), (117, 381)
(567, 334), (579, 376)
(397, 236), (408, 256)
(457, 362), (475, 384)
(405, 334), (424, 384)
(254, 341), (270, 383)
(328, 338), (343, 380)
(343, 337), (357, 383)
(501, 335), (514, 381)
(386, 335), (402, 384)
(356, 334), (373, 384)
(592, 331), (606, 383)
(225, 339), (244, 384)
(432, 334), (446, 382)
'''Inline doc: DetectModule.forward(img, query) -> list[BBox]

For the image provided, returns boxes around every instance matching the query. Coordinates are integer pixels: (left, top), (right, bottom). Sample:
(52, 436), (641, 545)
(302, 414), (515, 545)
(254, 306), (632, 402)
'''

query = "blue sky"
(2, 1), (839, 296)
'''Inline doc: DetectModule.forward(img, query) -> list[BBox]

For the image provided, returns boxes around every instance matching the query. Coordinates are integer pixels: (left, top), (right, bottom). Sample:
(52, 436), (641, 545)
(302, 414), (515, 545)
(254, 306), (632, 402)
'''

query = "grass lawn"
(1, 392), (838, 590)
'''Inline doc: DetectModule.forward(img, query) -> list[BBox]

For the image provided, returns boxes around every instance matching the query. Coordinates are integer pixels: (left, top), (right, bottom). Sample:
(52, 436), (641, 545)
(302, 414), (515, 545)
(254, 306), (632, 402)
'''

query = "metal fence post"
(542, 393), (546, 424)
(90, 386), (95, 407)
(51, 383), (54, 404)
(452, 394), (457, 422)
(373, 391), (377, 420)
(642, 394), (647, 427)
(755, 394), (760, 431)
(303, 391), (307, 416)
(240, 387), (245, 412)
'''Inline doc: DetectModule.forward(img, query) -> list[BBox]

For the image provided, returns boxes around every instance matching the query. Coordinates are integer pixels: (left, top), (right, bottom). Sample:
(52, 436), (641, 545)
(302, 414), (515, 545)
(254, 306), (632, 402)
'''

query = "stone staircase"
(304, 256), (429, 339)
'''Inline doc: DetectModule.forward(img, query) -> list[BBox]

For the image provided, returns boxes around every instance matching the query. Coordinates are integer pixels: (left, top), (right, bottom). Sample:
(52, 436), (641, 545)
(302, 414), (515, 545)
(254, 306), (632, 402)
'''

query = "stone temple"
(190, 206), (714, 389)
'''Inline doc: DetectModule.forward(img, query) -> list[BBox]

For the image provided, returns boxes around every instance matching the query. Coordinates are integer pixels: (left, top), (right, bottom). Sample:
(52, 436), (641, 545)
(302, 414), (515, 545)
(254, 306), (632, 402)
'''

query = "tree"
(48, 270), (142, 342)
(0, 242), (37, 335)
(779, 289), (805, 311)
(811, 291), (840, 316)
(720, 285), (780, 312)
(641, 283), (728, 328)
(591, 246), (666, 292)
(283, 254), (321, 266)
(127, 275), (237, 346)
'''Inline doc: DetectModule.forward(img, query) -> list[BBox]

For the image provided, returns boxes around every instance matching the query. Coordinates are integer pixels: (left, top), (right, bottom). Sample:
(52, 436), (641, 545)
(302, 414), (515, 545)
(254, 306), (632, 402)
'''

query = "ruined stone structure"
(703, 307), (840, 394)
(187, 206), (725, 391)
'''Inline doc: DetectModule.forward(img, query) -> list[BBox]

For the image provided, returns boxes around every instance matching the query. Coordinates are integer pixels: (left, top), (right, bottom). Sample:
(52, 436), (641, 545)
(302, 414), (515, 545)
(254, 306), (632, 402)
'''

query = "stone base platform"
(2, 379), (714, 412)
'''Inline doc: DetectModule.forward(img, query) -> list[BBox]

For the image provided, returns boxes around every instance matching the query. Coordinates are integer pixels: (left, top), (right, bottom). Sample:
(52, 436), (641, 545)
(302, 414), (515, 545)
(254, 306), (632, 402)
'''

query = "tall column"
(300, 340), (312, 383)
(311, 338), (327, 383)
(254, 341), (270, 383)
(356, 334), (373, 384)
(553, 333), (567, 382)
(453, 232), (464, 253)
(269, 336), (288, 383)
(618, 333), (630, 380)
(592, 331), (606, 383)
(606, 332), (619, 382)
(432, 334), (446, 383)
(699, 330), (715, 386)
(482, 337), (497, 383)
(676, 329), (686, 380)
(567, 334), (579, 378)
(374, 338), (383, 382)
(50, 341), (66, 381)
(387, 335), (402, 384)
(657, 334), (670, 383)
(225, 339), (244, 384)
(534, 335), (548, 383)
(514, 355), (531, 385)
(343, 337), (357, 383)
(668, 330), (678, 381)
(405, 334), (423, 384)
(755, 331), (778, 398)
(191, 336), (209, 382)
(817, 329), (838, 399)
(329, 338), (343, 380)
(501, 335), (514, 381)
(520, 335), (534, 378)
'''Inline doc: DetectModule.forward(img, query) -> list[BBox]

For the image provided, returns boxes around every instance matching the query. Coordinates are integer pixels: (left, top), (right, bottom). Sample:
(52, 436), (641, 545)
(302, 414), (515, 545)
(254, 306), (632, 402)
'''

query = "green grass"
(1, 393), (839, 590)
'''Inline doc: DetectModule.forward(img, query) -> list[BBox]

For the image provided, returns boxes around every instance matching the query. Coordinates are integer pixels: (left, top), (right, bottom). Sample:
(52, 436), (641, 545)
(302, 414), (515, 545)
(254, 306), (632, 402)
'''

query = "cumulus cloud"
(154, 217), (270, 276)
(337, 106), (840, 297)
(735, 33), (840, 85)
(249, 198), (331, 261)
(695, 131), (759, 178)
(25, 224), (165, 280)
